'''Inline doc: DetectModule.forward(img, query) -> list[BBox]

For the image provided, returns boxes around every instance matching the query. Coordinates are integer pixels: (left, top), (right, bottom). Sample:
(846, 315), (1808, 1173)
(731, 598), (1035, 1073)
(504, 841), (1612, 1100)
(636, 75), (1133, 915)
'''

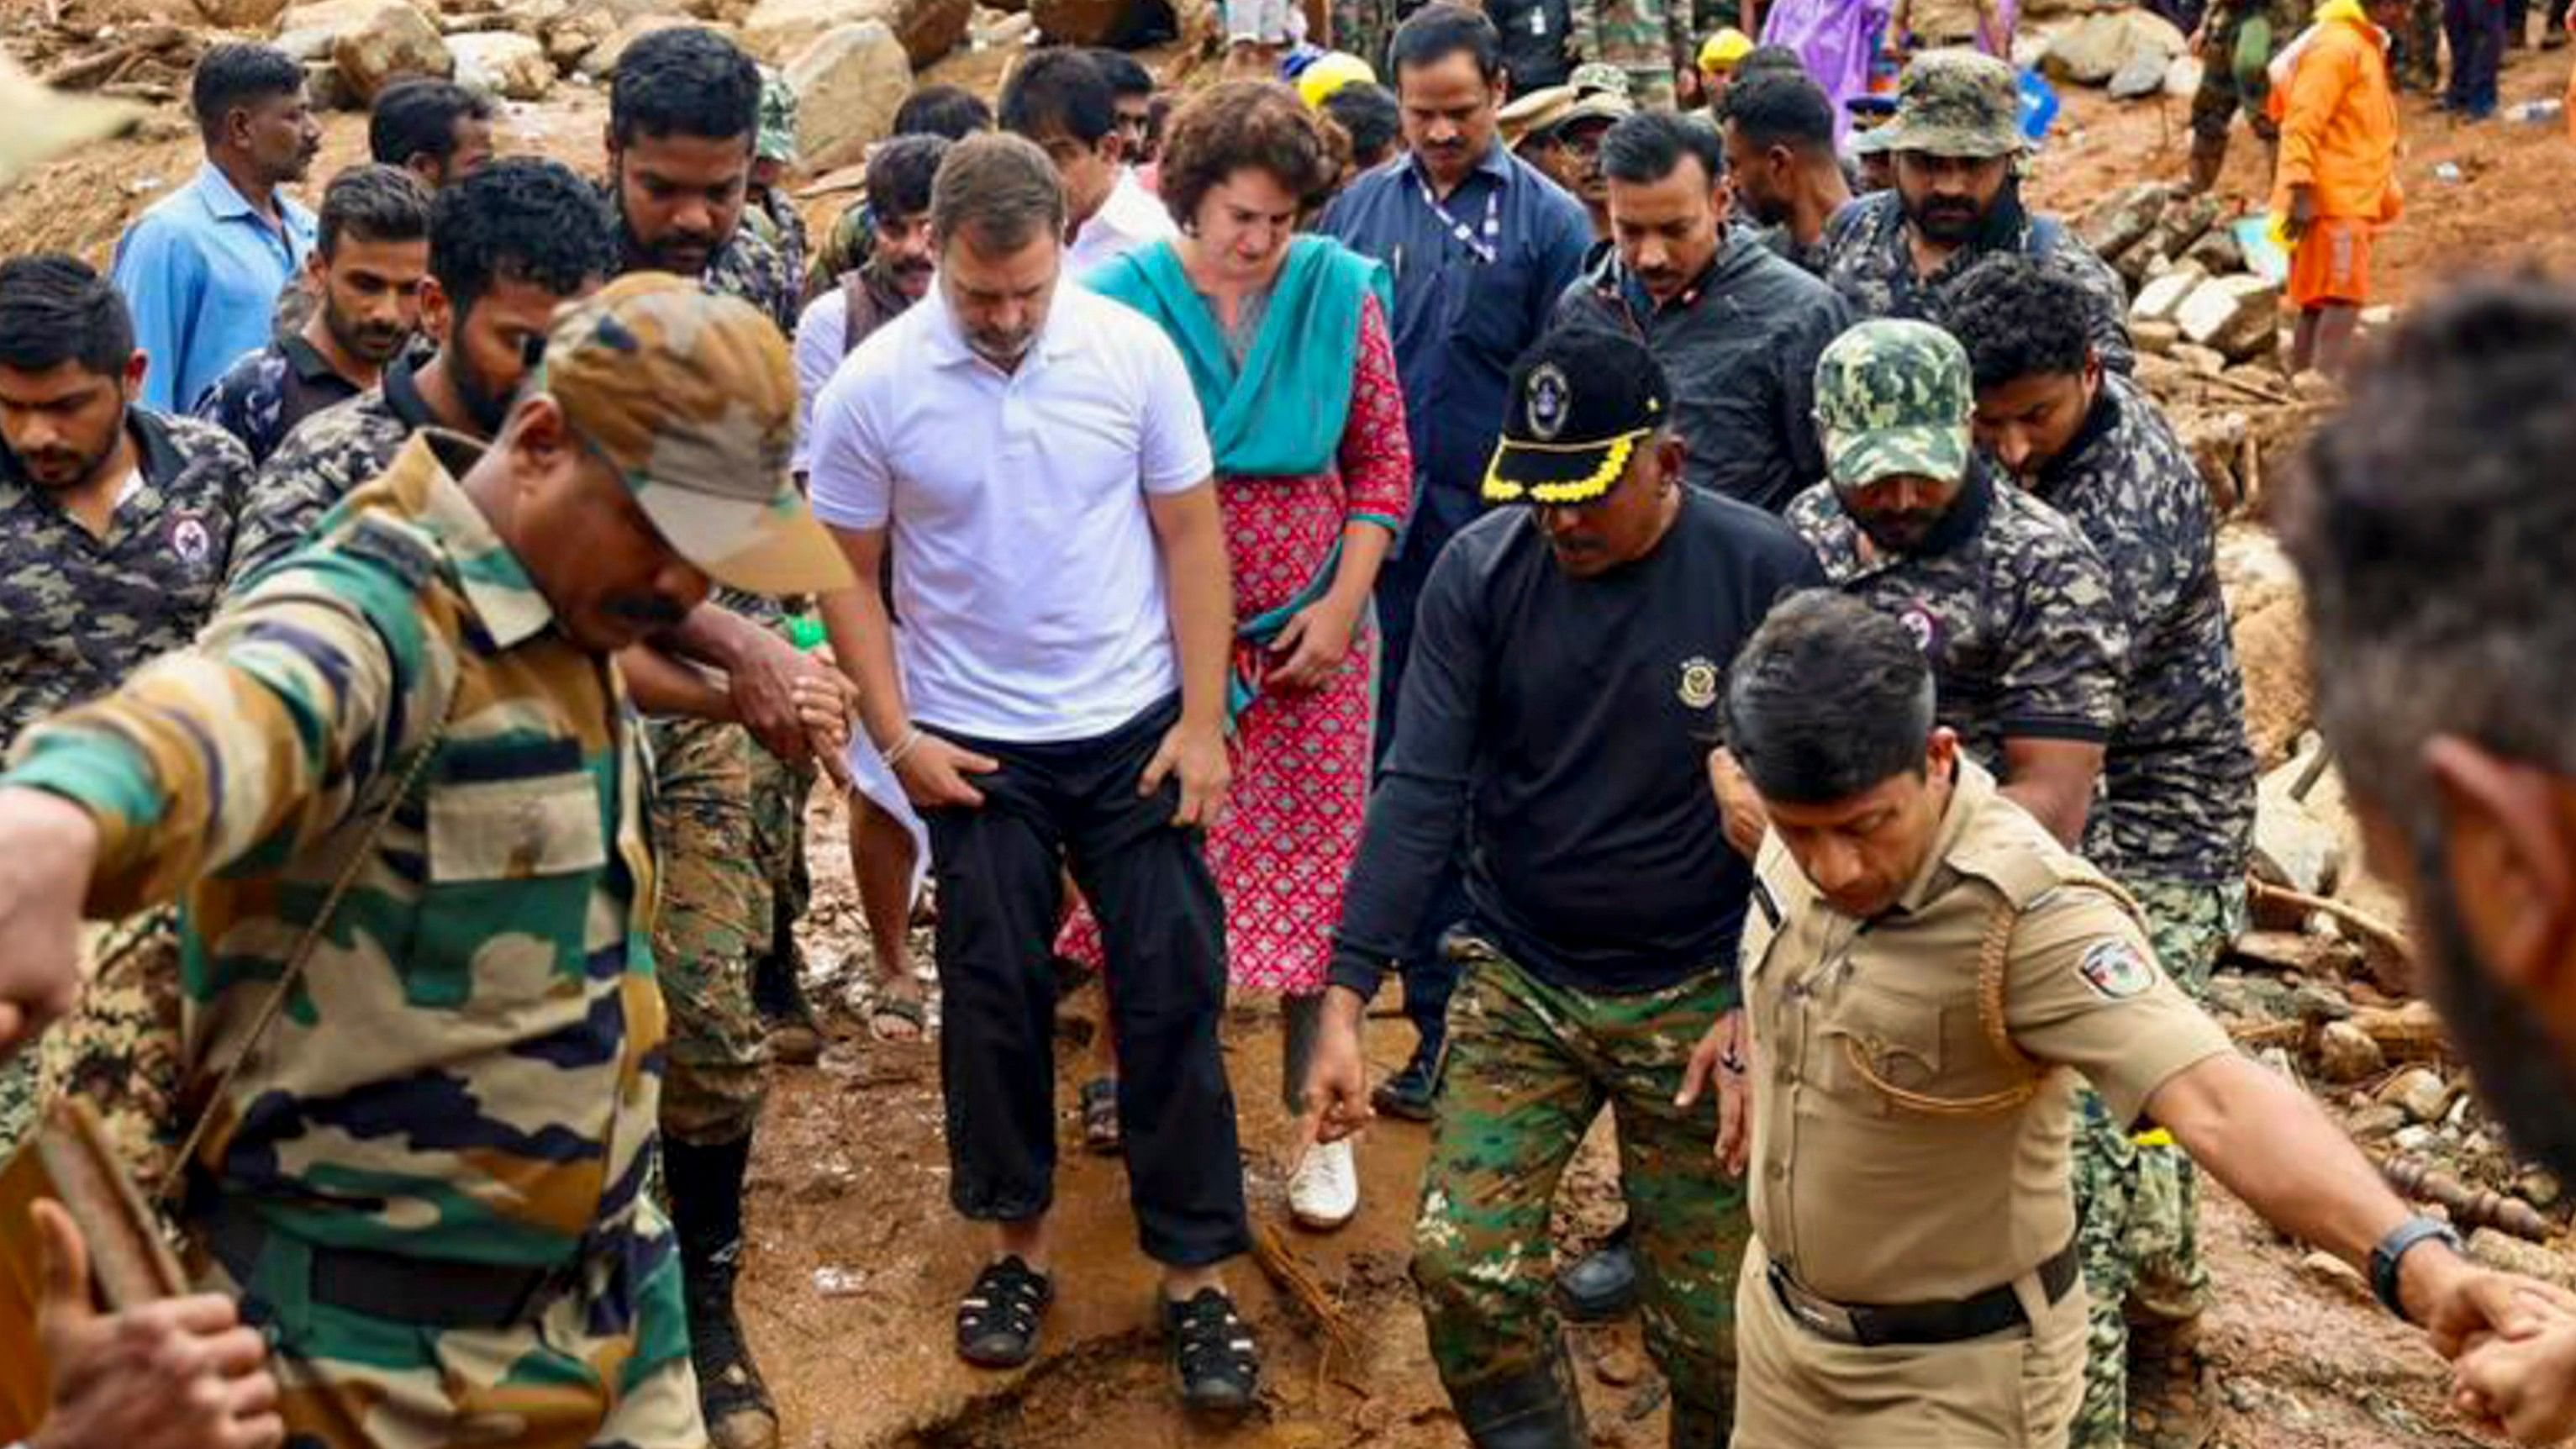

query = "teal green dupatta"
(1089, 234), (1401, 720)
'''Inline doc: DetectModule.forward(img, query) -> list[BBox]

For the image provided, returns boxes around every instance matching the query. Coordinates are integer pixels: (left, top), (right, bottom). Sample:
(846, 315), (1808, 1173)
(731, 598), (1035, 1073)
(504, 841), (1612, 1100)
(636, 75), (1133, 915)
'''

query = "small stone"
(2290, 982), (2352, 1025)
(2393, 1124), (2436, 1152)
(2222, 1378), (2261, 1415)
(2299, 1250), (2373, 1304)
(2133, 319), (2180, 356)
(2380, 1066), (2454, 1125)
(2519, 1169), (2563, 1209)
(2315, 1020), (2384, 1083)
(2344, 1102), (2407, 1141)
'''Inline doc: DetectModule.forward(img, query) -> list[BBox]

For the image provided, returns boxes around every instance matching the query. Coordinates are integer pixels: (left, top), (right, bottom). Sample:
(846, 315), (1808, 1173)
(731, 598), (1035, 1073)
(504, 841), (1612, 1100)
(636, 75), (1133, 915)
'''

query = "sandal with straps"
(1164, 1287), (1261, 1418)
(956, 1256), (1053, 1368)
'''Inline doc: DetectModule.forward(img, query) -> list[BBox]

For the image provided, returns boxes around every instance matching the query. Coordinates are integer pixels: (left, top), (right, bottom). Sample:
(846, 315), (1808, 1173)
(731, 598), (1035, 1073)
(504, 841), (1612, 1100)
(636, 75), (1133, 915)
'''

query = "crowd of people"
(1, 5), (2574, 1449)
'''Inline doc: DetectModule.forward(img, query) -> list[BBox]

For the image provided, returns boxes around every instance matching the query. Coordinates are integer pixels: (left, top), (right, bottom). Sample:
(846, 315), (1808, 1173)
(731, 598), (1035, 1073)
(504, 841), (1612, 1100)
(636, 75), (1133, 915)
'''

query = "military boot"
(1669, 1398), (1731, 1448)
(2124, 1315), (2214, 1449)
(1452, 1351), (1588, 1449)
(668, 1135), (780, 1449)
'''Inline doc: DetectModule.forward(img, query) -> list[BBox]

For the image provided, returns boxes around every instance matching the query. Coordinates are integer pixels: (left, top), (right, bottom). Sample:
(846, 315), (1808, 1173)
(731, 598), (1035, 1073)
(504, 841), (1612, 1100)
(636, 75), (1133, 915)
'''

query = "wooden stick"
(1251, 1223), (1364, 1384)
(2245, 879), (2410, 958)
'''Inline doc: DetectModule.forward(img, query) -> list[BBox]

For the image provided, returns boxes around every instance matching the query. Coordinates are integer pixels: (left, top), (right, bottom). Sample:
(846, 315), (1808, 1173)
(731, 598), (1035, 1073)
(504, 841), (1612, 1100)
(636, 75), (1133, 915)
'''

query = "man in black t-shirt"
(1305, 325), (1821, 1446)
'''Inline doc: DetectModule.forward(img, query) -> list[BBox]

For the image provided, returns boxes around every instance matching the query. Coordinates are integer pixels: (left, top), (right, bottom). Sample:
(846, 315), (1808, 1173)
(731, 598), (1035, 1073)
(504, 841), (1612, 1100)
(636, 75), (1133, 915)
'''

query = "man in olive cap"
(748, 67), (809, 295)
(1502, 64), (1636, 240)
(0, 274), (851, 1449)
(1816, 50), (2136, 373)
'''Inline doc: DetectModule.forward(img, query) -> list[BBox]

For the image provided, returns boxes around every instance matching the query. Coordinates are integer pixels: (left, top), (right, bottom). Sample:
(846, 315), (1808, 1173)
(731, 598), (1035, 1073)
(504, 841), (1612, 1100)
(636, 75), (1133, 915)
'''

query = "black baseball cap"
(1483, 325), (1672, 505)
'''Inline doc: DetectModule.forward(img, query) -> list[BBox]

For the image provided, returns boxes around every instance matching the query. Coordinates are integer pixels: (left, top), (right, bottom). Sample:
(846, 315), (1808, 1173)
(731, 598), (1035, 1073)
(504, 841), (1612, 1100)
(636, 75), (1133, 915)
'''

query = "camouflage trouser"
(2189, 10), (2284, 142)
(746, 746), (815, 988)
(0, 1055), (30, 1161)
(1414, 941), (1746, 1422)
(29, 910), (190, 1194)
(2069, 877), (2249, 1449)
(648, 718), (772, 1147)
(186, 1206), (701, 1447)
(2393, 0), (2445, 89)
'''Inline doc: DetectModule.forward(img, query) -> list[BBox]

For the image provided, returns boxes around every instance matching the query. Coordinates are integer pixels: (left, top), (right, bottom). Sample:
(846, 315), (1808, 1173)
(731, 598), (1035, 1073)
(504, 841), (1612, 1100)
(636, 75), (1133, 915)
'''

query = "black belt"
(1767, 1235), (2082, 1347)
(200, 1196), (577, 1330)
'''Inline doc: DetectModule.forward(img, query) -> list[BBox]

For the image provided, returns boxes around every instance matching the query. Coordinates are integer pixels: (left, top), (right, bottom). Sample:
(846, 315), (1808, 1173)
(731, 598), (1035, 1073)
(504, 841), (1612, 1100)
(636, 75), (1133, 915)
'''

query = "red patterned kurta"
(1061, 292), (1413, 995)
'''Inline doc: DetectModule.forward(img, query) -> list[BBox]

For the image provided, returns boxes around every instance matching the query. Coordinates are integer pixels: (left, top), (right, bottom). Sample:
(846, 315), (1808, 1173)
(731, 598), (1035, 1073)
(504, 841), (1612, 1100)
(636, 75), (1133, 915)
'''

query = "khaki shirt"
(1743, 758), (2234, 1305)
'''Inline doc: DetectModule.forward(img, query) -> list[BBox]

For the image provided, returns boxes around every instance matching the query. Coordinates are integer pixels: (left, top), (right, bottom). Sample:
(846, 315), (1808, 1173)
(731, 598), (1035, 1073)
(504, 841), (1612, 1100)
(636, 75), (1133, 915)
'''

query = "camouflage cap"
(1812, 318), (1973, 490)
(756, 66), (799, 165)
(1873, 50), (2026, 158)
(1568, 61), (1631, 97)
(538, 273), (851, 594)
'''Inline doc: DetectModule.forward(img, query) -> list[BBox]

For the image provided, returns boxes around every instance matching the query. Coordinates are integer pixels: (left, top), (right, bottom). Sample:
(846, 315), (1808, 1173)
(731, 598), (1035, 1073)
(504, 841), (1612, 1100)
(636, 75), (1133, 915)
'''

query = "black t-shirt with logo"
(1329, 488), (1825, 997)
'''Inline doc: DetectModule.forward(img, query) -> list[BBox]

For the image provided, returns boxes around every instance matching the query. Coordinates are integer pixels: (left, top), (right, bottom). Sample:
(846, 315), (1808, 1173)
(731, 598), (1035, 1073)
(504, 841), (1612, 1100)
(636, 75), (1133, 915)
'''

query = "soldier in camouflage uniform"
(1819, 52), (2138, 376)
(608, 29), (819, 1449)
(1572, 0), (1694, 109)
(1941, 256), (2257, 1449)
(1305, 326), (1826, 1448)
(0, 256), (255, 1161)
(0, 274), (853, 1449)
(2185, 0), (2309, 192)
(1785, 319), (2129, 854)
(747, 69), (812, 292)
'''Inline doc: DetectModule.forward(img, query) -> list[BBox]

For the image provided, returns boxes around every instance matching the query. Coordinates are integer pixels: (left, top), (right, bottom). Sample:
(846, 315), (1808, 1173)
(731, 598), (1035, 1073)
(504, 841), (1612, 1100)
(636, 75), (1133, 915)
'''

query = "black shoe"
(1371, 1050), (1441, 1122)
(1554, 1221), (1641, 1323)
(1453, 1357), (1588, 1449)
(1163, 1287), (1260, 1418)
(957, 1255), (1053, 1368)
(668, 1135), (778, 1449)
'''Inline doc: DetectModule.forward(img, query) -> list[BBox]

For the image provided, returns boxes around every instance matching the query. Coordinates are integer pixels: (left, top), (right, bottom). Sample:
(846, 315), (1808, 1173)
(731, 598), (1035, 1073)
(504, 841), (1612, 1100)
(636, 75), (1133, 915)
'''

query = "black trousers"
(922, 696), (1252, 1268)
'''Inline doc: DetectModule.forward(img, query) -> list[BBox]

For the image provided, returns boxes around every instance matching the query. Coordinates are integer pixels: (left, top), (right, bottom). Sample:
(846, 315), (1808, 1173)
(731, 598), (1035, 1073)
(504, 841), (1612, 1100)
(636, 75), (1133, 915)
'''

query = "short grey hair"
(930, 132), (1067, 255)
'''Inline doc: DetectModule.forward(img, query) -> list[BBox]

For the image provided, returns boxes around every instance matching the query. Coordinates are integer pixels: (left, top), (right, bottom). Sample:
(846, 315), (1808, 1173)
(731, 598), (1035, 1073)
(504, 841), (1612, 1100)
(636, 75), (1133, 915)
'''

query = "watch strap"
(2369, 1215), (2464, 1321)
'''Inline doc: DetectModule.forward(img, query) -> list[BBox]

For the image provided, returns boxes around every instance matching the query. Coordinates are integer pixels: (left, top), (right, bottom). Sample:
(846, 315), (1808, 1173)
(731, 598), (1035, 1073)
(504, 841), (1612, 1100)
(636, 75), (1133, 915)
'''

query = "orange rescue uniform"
(2267, 7), (2402, 308)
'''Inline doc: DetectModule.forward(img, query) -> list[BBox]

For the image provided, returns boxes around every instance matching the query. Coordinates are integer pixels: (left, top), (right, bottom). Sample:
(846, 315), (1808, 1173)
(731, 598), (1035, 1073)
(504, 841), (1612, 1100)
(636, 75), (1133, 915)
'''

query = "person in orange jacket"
(2266, 0), (2405, 377)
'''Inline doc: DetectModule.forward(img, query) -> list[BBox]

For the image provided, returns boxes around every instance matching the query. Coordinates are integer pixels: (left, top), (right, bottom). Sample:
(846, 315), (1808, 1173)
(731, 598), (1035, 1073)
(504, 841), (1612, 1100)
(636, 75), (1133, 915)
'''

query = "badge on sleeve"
(2077, 938), (2157, 1000)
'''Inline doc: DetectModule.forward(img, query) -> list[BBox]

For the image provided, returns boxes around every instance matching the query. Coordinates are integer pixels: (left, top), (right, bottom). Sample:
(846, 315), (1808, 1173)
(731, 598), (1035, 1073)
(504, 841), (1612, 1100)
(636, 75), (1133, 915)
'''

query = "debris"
(2384, 1159), (2554, 1240)
(2134, 319), (2180, 356)
(2344, 1001), (2446, 1062)
(2147, 193), (2220, 261)
(573, 13), (698, 82)
(1251, 1223), (1363, 1380)
(2345, 1103), (2408, 1141)
(784, 21), (913, 171)
(2078, 180), (2168, 262)
(2176, 275), (2283, 362)
(2518, 1169), (2563, 1210)
(2250, 793), (2341, 898)
(1593, 1347), (1647, 1388)
(2468, 1228), (2576, 1292)
(2378, 1067), (2454, 1125)
(2041, 8), (2189, 86)
(742, 0), (971, 68)
(2131, 262), (2207, 325)
(2299, 1249), (2373, 1305)
(331, 0), (455, 104)
(2107, 45), (2168, 97)
(448, 30), (550, 98)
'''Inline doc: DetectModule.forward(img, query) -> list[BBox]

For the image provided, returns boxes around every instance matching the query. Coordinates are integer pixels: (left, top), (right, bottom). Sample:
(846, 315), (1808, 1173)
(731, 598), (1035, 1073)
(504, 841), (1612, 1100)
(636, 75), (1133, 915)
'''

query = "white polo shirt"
(806, 281), (1214, 744)
(1066, 168), (1177, 279)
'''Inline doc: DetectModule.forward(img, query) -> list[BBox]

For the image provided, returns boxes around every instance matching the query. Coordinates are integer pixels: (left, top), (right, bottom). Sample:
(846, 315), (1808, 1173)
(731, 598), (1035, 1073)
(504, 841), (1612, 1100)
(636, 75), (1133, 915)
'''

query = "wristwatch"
(2369, 1215), (2466, 1322)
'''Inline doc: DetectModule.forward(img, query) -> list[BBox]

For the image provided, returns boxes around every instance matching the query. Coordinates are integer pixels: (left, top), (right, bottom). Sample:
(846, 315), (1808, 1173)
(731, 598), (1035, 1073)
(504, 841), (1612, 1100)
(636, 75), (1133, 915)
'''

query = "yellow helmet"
(1698, 26), (1755, 71)
(1299, 50), (1378, 108)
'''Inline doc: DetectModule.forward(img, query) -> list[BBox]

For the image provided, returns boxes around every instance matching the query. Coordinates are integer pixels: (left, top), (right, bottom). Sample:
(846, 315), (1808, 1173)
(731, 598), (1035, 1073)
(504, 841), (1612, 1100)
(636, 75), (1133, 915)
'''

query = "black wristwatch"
(2369, 1215), (2465, 1322)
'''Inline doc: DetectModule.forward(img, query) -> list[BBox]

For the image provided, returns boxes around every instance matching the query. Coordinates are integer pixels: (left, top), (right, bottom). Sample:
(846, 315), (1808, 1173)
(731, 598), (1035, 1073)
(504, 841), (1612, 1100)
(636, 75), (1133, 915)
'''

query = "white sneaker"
(1287, 1138), (1360, 1230)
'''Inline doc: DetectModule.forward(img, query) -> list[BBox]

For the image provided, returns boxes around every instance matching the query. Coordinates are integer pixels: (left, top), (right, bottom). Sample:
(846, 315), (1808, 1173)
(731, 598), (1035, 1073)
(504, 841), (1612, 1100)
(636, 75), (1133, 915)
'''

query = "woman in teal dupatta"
(1058, 81), (1414, 1232)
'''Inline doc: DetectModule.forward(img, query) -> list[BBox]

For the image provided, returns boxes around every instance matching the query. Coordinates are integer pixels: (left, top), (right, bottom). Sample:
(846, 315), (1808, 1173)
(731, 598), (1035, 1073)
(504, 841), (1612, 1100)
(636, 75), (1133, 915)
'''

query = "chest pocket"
(414, 770), (609, 1009)
(1830, 890), (2046, 1117)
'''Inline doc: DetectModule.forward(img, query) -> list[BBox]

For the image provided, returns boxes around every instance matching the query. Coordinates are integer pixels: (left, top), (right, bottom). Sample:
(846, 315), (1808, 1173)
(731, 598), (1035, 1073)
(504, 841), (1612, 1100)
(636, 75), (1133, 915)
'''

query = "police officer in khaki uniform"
(1694, 590), (2556, 1448)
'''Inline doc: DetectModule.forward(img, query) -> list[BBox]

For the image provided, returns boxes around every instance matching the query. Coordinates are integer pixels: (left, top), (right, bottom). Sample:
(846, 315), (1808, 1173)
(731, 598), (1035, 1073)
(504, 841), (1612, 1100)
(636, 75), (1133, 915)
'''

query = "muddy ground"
(8, 21), (2573, 1444)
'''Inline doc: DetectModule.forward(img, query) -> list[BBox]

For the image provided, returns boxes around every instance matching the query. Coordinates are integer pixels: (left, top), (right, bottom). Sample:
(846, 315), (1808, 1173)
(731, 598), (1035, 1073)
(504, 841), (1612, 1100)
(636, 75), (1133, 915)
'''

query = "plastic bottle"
(2506, 97), (2567, 123)
(787, 616), (827, 652)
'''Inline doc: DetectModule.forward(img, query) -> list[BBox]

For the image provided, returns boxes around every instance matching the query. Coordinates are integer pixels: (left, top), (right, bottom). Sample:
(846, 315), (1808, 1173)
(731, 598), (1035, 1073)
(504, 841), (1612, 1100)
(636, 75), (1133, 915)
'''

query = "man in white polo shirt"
(805, 132), (1258, 1419)
(999, 49), (1174, 277)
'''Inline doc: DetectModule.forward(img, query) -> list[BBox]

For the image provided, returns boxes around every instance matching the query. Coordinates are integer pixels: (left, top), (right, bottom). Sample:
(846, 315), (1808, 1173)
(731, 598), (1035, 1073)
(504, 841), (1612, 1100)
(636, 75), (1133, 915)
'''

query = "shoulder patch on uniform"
(2076, 938), (2157, 1000)
(332, 514), (440, 593)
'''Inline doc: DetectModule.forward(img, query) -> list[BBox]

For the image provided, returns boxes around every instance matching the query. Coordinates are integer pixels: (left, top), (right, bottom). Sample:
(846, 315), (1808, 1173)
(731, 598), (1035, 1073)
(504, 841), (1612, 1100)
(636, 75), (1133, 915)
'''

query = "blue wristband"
(2369, 1215), (2463, 1323)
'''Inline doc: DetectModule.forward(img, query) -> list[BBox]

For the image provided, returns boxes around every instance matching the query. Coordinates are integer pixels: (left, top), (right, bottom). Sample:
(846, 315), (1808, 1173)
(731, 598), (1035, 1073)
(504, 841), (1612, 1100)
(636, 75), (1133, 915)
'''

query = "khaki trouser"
(1732, 1238), (2087, 1447)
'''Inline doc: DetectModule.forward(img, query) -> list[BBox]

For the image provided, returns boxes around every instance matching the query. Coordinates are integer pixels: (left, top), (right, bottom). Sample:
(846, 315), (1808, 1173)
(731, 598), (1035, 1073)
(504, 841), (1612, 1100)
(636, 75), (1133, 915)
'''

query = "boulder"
(2164, 53), (2203, 97)
(278, 0), (414, 61)
(450, 30), (551, 97)
(2131, 262), (2207, 325)
(744, 0), (971, 66)
(2077, 181), (2168, 265)
(2252, 753), (2342, 896)
(544, 2), (619, 66)
(302, 56), (356, 110)
(2181, 219), (2244, 275)
(2133, 319), (2180, 356)
(2176, 274), (2282, 361)
(2041, 7), (2189, 86)
(574, 13), (697, 80)
(332, 0), (455, 103)
(2147, 193), (2220, 259)
(784, 21), (912, 171)
(2170, 404), (2245, 513)
(2108, 45), (2168, 97)
(489, 0), (572, 32)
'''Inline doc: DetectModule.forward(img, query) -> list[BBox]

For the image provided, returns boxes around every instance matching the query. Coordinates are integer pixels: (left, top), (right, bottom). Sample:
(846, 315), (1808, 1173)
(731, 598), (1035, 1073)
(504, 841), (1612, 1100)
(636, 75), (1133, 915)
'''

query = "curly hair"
(430, 156), (618, 319)
(1936, 254), (2094, 390)
(1156, 80), (1346, 227)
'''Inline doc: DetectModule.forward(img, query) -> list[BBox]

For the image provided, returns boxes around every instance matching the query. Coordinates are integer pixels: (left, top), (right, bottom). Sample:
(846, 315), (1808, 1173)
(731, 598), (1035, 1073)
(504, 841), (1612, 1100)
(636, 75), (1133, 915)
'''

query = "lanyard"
(1412, 170), (1501, 266)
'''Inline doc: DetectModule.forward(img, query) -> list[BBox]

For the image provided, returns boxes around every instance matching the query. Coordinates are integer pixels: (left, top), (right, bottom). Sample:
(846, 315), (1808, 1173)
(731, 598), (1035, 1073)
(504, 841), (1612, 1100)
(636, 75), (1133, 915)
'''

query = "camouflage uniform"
(0, 408), (250, 1157)
(190, 334), (366, 464)
(2018, 371), (2256, 1449)
(750, 69), (812, 291)
(1818, 54), (2136, 374)
(2392, 0), (2445, 91)
(1570, 0), (1694, 109)
(230, 355), (435, 589)
(807, 199), (877, 302)
(2190, 0), (2308, 146)
(1420, 943), (1747, 1435)
(1789, 319), (2128, 792)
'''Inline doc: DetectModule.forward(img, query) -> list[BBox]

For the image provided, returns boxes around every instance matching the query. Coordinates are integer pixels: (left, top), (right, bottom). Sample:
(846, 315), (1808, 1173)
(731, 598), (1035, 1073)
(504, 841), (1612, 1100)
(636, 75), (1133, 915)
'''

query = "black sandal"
(1164, 1287), (1260, 1417)
(956, 1256), (1052, 1368)
(1080, 1076), (1122, 1155)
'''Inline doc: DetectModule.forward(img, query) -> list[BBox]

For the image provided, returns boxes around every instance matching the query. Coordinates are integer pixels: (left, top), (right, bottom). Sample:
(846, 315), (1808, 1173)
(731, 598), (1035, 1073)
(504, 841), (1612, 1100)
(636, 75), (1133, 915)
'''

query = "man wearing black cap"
(1304, 324), (1821, 1447)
